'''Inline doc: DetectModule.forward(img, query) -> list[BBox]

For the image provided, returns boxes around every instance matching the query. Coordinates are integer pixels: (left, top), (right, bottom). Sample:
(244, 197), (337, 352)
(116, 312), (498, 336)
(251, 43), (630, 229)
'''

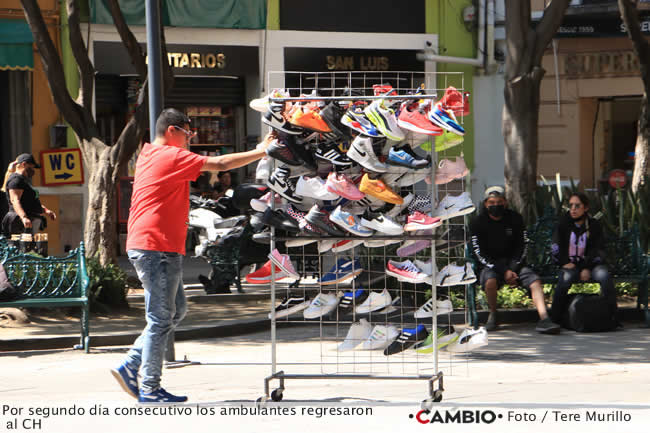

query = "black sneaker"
(281, 133), (318, 170)
(266, 166), (303, 203)
(262, 208), (301, 233)
(535, 317), (561, 335)
(383, 324), (429, 356)
(315, 143), (353, 166)
(338, 288), (369, 310)
(262, 103), (303, 135)
(266, 137), (303, 166)
(320, 102), (352, 141)
(305, 204), (346, 237)
(269, 296), (311, 319)
(252, 230), (272, 244)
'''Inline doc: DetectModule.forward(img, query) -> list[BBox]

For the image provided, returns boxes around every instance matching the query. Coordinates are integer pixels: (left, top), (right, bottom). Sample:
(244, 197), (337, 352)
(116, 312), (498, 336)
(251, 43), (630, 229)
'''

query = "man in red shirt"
(111, 108), (270, 403)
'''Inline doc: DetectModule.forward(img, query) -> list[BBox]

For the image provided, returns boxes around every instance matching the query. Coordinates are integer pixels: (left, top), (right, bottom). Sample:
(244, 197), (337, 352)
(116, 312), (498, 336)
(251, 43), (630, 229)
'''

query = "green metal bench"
(467, 209), (650, 328)
(0, 239), (91, 352)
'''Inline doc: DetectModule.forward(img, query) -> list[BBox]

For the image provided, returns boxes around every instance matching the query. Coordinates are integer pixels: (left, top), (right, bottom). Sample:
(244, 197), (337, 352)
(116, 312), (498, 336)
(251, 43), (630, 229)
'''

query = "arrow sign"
(54, 172), (73, 180)
(41, 148), (84, 186)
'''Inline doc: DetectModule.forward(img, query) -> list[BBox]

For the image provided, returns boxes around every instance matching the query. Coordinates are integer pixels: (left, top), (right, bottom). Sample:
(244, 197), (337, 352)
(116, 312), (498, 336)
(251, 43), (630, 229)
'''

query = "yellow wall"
(2, 0), (63, 254)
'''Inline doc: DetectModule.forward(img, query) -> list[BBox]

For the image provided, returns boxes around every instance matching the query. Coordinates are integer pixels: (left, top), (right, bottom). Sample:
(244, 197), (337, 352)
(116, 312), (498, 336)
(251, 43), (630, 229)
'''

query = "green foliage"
(528, 175), (650, 251)
(496, 286), (533, 309)
(86, 256), (129, 309)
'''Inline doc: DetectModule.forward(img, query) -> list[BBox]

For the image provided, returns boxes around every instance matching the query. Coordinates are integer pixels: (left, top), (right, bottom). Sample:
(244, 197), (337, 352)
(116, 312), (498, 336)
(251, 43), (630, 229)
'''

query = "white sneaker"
(414, 298), (453, 318)
(432, 192), (476, 220)
(296, 176), (340, 201)
(285, 237), (317, 248)
(381, 166), (410, 186)
(318, 239), (337, 254)
(250, 191), (284, 213)
(436, 262), (477, 286)
(337, 319), (373, 351)
(354, 289), (392, 314)
(446, 327), (488, 353)
(269, 296), (311, 319)
(361, 325), (400, 350)
(360, 212), (404, 235)
(303, 293), (340, 319)
(346, 136), (388, 173)
(398, 170), (429, 187)
(256, 156), (273, 181)
(364, 100), (405, 141)
(413, 259), (437, 276)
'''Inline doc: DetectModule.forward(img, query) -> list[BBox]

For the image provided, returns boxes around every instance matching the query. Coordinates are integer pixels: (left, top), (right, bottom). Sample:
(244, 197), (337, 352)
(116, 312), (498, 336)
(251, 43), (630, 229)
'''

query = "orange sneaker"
(290, 107), (332, 133)
(358, 173), (403, 205)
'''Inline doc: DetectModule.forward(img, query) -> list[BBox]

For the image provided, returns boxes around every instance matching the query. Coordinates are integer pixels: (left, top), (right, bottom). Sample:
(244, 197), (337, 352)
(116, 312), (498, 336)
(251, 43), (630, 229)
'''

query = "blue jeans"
(124, 249), (187, 392)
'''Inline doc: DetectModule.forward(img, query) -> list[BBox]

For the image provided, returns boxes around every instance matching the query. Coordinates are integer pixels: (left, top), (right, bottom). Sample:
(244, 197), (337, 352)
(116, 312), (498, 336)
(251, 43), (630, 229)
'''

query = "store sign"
(544, 12), (650, 37)
(94, 41), (258, 77)
(146, 52), (226, 69)
(285, 48), (423, 73)
(40, 149), (84, 186)
(565, 50), (640, 78)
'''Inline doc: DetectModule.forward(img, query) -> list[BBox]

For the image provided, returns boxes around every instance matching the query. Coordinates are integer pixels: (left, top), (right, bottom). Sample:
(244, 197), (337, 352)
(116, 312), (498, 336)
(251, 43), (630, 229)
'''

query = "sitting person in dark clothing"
(470, 186), (560, 334)
(550, 192), (617, 324)
(1, 154), (56, 236)
(212, 171), (233, 200)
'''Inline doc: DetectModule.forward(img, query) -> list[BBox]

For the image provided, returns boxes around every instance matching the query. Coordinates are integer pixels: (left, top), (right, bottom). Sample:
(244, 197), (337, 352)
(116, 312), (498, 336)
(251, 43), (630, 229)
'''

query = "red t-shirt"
(126, 143), (208, 255)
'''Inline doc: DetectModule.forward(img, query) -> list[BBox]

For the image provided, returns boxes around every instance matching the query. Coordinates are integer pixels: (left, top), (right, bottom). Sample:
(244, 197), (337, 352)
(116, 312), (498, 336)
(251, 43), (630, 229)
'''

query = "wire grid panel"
(263, 71), (474, 378)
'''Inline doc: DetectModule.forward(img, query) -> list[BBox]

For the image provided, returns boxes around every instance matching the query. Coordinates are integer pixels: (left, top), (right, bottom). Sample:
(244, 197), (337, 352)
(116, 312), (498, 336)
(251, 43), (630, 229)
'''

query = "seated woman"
(550, 192), (617, 324)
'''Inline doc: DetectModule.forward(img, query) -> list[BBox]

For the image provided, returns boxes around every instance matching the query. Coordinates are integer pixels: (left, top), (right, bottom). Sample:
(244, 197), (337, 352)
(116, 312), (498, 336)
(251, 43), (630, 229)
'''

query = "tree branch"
(106, 0), (147, 80)
(110, 80), (149, 171)
(20, 0), (87, 137)
(504, 0), (532, 79)
(619, 0), (650, 82)
(66, 0), (95, 112)
(533, 0), (571, 65)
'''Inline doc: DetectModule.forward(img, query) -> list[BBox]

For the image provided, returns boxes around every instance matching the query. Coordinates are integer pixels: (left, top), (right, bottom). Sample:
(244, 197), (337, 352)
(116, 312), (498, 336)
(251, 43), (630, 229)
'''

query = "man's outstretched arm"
(201, 133), (272, 172)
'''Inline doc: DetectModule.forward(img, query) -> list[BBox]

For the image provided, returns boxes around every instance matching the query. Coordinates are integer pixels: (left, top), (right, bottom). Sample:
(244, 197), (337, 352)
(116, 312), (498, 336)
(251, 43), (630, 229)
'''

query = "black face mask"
(487, 204), (505, 218)
(25, 168), (35, 178)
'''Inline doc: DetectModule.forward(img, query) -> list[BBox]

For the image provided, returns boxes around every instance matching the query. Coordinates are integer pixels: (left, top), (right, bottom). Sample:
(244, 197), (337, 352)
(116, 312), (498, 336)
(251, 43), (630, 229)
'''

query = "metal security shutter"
(166, 77), (245, 107)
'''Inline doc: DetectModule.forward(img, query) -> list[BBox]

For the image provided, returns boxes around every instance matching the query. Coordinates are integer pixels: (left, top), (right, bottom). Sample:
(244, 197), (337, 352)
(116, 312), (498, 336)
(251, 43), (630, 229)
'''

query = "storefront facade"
(537, 0), (650, 189)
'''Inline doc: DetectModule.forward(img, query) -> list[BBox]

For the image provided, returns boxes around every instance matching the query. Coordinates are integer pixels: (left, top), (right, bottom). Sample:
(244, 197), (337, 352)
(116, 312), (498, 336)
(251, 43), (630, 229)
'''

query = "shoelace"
(399, 262), (421, 274)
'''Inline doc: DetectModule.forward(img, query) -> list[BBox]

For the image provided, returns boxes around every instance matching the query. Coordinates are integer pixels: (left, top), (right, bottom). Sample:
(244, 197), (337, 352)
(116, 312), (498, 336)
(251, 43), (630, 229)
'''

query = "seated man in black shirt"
(469, 186), (560, 334)
(1, 153), (56, 235)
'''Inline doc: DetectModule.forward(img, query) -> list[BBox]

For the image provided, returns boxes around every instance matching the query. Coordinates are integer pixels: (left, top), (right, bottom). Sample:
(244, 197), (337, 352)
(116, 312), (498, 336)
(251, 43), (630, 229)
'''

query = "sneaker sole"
(414, 305), (453, 318)
(396, 242), (430, 257)
(404, 221), (442, 231)
(415, 334), (459, 353)
(332, 240), (365, 253)
(285, 238), (317, 248)
(397, 118), (443, 136)
(386, 269), (428, 284)
(270, 301), (311, 319)
(110, 368), (138, 399)
(435, 205), (476, 221)
(428, 111), (465, 136)
(536, 325), (561, 335)
(303, 303), (339, 319)
(355, 301), (392, 314)
(330, 217), (374, 237)
(320, 269), (363, 285)
(386, 158), (430, 169)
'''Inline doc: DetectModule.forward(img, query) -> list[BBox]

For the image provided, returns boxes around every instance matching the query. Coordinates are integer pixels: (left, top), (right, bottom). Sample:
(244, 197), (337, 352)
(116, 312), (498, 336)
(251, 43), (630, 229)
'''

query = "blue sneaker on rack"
(320, 258), (363, 285)
(387, 147), (430, 169)
(138, 387), (188, 403)
(110, 362), (139, 399)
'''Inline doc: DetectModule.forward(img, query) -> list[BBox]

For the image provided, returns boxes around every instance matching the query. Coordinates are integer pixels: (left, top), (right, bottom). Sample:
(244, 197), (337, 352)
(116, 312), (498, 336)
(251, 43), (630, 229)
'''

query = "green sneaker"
(414, 327), (459, 354)
(420, 130), (464, 152)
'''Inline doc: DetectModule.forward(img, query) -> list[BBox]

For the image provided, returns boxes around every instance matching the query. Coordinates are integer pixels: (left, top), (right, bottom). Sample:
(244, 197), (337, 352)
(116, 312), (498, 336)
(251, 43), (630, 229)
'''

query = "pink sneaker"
(404, 211), (442, 231)
(268, 248), (300, 279)
(251, 191), (284, 212)
(385, 260), (429, 284)
(326, 172), (365, 200)
(435, 157), (469, 185)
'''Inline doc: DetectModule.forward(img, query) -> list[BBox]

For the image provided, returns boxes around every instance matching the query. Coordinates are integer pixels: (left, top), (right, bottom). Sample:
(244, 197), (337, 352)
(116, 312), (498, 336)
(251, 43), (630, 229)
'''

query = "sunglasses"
(173, 125), (197, 138)
(568, 203), (583, 209)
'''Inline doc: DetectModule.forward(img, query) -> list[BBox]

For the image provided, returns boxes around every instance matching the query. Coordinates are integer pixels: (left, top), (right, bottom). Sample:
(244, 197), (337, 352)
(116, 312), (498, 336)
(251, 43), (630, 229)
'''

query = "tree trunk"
(633, 93), (650, 193)
(503, 67), (544, 219)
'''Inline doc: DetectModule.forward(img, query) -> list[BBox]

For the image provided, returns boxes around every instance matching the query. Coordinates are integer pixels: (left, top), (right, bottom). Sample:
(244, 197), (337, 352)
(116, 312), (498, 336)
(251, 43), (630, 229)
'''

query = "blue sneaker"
(329, 205), (374, 237)
(339, 288), (369, 310)
(138, 387), (188, 403)
(428, 102), (465, 135)
(111, 362), (139, 399)
(320, 258), (363, 285)
(387, 147), (430, 169)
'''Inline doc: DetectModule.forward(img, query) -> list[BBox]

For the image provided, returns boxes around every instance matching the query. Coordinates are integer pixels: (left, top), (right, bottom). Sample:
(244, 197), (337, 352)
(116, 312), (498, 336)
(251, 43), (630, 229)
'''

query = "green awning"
(0, 19), (34, 71)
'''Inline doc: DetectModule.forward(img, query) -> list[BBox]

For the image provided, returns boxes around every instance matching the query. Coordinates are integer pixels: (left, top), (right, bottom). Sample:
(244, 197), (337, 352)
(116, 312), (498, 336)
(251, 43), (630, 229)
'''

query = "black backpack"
(562, 294), (618, 332)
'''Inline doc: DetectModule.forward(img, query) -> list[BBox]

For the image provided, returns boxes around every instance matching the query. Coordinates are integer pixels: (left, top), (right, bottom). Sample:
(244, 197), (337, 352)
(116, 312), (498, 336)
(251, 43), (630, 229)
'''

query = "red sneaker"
(438, 87), (470, 117)
(397, 101), (443, 136)
(403, 211), (442, 231)
(245, 260), (291, 284)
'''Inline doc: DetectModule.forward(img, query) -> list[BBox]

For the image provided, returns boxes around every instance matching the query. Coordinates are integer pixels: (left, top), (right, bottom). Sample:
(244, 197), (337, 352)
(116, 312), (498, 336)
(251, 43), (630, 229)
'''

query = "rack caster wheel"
(256, 397), (268, 408)
(271, 389), (283, 402)
(421, 392), (443, 410)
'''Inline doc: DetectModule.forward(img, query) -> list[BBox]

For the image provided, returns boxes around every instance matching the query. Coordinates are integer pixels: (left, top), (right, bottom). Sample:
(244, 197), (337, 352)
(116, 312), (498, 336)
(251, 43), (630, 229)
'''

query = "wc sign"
(40, 148), (84, 186)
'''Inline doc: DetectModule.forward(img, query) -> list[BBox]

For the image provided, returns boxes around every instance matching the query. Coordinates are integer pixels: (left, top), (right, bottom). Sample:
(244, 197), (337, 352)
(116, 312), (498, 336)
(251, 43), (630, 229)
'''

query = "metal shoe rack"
(258, 71), (472, 408)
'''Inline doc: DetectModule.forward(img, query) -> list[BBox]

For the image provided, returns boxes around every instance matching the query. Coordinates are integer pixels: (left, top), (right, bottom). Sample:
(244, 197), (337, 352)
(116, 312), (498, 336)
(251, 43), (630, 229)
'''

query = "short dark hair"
(155, 108), (190, 138)
(569, 192), (590, 208)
